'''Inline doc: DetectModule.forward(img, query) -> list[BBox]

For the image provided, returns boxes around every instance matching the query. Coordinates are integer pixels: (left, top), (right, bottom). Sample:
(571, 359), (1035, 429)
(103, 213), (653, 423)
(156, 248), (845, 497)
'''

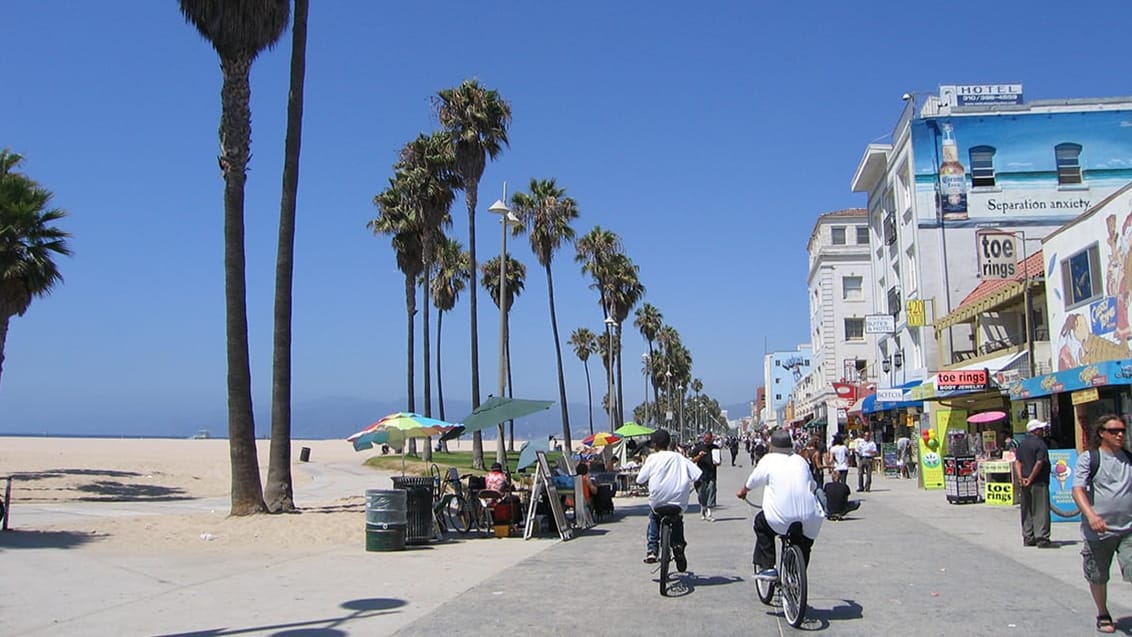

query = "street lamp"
(665, 369), (673, 429)
(604, 313), (616, 430)
(678, 383), (685, 441)
(641, 353), (650, 426)
(488, 190), (518, 465)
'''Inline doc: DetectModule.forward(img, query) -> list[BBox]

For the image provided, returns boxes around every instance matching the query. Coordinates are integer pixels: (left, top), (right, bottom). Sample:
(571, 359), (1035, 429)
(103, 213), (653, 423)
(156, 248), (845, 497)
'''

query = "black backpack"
(1085, 447), (1132, 502)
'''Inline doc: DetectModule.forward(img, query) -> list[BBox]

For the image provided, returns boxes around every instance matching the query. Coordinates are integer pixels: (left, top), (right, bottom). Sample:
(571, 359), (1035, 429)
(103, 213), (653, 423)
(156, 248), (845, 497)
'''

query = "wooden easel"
(523, 451), (572, 541)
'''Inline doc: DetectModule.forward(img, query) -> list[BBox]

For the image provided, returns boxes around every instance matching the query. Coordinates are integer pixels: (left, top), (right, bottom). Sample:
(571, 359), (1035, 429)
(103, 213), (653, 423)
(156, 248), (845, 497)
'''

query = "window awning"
(1009, 359), (1132, 400)
(861, 380), (923, 415)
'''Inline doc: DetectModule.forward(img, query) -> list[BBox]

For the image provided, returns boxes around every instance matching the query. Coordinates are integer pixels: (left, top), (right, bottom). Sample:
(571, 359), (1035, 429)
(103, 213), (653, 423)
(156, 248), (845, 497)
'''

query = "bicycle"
(431, 466), (492, 535)
(652, 505), (685, 596)
(744, 497), (808, 627)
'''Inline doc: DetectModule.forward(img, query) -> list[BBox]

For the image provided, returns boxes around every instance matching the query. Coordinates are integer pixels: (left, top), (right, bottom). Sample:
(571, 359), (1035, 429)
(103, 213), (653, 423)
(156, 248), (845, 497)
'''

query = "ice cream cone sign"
(1054, 458), (1071, 489)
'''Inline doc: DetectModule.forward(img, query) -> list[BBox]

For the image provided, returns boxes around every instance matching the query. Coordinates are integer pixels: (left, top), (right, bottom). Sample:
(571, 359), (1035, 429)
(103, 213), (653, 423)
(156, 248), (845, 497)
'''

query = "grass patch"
(361, 450), (565, 476)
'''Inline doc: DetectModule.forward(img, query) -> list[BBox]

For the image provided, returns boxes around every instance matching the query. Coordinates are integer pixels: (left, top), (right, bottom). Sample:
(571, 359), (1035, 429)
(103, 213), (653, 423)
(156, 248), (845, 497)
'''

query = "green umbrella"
(439, 396), (555, 441)
(614, 422), (655, 438)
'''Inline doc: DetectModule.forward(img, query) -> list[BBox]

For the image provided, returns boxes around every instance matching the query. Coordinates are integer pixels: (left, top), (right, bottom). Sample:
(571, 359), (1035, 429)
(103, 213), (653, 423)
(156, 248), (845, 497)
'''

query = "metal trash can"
(391, 476), (435, 544)
(364, 489), (407, 552)
(299, 446), (311, 462)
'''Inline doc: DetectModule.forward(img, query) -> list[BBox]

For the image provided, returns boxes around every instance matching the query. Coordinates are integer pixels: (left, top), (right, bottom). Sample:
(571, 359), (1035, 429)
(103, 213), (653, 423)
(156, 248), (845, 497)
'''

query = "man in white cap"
(737, 429), (824, 581)
(1015, 419), (1052, 547)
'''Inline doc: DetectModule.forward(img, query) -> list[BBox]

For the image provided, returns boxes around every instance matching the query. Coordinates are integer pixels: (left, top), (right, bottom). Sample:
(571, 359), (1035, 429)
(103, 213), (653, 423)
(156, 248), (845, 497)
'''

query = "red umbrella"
(582, 432), (622, 447)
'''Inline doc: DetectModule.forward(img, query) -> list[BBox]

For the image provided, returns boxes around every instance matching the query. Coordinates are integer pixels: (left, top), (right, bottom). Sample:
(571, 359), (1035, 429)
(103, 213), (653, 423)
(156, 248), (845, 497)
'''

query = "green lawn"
(361, 450), (565, 476)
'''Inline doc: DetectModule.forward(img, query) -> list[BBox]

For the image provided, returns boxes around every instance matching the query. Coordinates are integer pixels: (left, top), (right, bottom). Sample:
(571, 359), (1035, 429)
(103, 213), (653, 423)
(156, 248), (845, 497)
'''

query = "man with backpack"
(1071, 414), (1132, 634)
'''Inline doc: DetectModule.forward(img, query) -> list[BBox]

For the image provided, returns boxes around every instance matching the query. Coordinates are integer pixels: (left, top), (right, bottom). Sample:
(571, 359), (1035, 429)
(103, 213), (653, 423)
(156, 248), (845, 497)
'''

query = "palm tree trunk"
(0, 312), (10, 389)
(265, 0), (308, 514)
(466, 182), (484, 470)
(219, 55), (267, 516)
(545, 265), (571, 451)
(583, 360), (593, 436)
(421, 274), (432, 463)
(404, 272), (417, 457)
(437, 309), (450, 452)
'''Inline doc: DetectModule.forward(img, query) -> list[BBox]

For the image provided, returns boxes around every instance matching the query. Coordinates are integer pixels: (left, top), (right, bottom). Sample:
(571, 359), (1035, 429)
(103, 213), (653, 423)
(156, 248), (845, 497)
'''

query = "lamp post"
(665, 369), (673, 432)
(642, 353), (650, 426)
(488, 190), (518, 466)
(678, 383), (685, 441)
(604, 313), (616, 431)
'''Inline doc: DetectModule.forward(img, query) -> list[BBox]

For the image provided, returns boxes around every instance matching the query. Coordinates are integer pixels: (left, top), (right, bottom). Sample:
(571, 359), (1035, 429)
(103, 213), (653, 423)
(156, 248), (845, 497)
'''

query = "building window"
(883, 212), (897, 245)
(887, 286), (902, 318)
(856, 226), (869, 245)
(843, 276), (863, 300)
(775, 360), (781, 367)
(1061, 244), (1103, 308)
(1055, 143), (1083, 185)
(970, 145), (996, 187)
(844, 318), (865, 341)
(831, 227), (846, 245)
(775, 394), (782, 400)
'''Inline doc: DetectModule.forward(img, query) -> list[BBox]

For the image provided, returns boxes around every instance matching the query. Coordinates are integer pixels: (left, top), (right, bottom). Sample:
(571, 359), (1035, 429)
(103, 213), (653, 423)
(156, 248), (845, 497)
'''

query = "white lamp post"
(488, 190), (518, 466)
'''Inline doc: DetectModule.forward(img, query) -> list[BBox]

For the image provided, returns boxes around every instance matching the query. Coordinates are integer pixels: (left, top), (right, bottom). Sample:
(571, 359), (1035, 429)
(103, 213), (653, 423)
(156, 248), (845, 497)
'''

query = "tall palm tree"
(575, 226), (622, 440)
(0, 150), (71, 390)
(691, 377), (703, 434)
(634, 303), (662, 424)
(178, 0), (290, 516)
(397, 132), (458, 461)
(370, 177), (424, 447)
(595, 330), (618, 429)
(264, 0), (308, 514)
(434, 79), (511, 470)
(481, 253), (525, 463)
(430, 235), (470, 451)
(568, 328), (598, 436)
(510, 178), (578, 457)
(605, 253), (645, 427)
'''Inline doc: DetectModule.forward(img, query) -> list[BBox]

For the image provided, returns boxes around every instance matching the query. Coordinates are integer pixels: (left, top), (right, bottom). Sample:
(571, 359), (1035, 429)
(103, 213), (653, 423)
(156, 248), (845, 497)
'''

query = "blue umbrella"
(517, 438), (551, 471)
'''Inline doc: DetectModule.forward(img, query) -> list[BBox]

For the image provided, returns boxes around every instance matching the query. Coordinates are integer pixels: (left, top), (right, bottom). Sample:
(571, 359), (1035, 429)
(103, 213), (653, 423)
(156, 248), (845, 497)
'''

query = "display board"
(944, 455), (980, 504)
(523, 451), (572, 541)
(881, 443), (899, 478)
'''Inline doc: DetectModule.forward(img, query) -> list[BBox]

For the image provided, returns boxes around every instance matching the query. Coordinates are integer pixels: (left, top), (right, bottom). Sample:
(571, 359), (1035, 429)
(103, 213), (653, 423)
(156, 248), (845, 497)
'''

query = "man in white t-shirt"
(856, 431), (878, 492)
(737, 429), (824, 580)
(637, 429), (702, 571)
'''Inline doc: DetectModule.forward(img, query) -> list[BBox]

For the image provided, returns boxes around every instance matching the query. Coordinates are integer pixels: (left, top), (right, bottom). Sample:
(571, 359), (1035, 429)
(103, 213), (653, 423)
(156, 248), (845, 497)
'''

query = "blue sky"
(2, 1), (1130, 436)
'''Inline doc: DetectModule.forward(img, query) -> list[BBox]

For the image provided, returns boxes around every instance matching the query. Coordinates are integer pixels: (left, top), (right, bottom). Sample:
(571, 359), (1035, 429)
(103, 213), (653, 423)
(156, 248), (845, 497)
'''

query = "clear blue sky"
(2, 1), (1129, 435)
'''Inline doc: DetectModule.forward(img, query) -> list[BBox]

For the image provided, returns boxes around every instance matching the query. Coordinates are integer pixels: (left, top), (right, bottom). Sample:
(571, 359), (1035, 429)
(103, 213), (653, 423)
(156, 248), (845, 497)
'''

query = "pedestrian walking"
(1070, 414), (1132, 634)
(856, 431), (878, 492)
(1015, 419), (1052, 548)
(729, 436), (740, 466)
(896, 434), (911, 479)
(829, 434), (850, 485)
(691, 432), (720, 521)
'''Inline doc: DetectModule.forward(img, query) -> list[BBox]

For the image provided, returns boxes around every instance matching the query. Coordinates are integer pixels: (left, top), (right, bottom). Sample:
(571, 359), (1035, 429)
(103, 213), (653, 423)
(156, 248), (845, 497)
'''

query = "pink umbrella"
(967, 411), (1007, 424)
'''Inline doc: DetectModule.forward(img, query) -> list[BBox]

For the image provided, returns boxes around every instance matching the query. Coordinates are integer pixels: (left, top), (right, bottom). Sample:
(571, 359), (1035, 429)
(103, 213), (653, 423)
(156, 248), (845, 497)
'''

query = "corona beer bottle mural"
(938, 122), (968, 220)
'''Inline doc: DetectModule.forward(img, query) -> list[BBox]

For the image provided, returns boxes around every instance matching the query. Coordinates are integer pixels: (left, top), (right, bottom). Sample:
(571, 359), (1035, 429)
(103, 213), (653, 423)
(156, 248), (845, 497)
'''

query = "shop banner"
(882, 443), (899, 477)
(982, 460), (1014, 506)
(920, 438), (944, 490)
(1049, 449), (1081, 523)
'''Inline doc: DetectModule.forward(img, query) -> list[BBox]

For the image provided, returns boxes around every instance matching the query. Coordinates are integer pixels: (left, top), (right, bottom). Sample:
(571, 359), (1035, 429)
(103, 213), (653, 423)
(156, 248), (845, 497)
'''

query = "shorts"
(1081, 533), (1132, 584)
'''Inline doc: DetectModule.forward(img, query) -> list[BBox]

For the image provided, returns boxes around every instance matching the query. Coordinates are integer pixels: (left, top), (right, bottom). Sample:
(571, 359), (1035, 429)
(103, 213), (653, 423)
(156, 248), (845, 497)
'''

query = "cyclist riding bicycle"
(736, 429), (824, 581)
(637, 428), (702, 572)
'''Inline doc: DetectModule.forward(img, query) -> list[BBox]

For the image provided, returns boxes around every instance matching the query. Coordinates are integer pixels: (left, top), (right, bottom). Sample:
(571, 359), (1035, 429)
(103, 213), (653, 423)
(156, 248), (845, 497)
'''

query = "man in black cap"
(737, 429), (824, 581)
(636, 429), (702, 571)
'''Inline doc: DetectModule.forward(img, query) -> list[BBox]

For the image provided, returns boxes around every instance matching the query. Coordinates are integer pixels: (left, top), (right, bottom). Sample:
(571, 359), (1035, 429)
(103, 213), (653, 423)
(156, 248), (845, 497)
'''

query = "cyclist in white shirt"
(737, 429), (824, 580)
(637, 428), (702, 571)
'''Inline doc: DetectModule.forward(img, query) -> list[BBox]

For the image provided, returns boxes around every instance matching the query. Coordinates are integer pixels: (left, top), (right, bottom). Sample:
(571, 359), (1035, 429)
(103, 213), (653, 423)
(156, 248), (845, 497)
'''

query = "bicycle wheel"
(428, 464), (442, 500)
(755, 567), (775, 605)
(442, 495), (473, 534)
(658, 520), (672, 596)
(780, 543), (808, 627)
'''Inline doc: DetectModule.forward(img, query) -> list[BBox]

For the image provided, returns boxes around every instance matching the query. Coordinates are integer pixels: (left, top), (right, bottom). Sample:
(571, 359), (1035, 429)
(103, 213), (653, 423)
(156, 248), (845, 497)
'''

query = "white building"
(762, 346), (812, 430)
(850, 85), (1132, 408)
(793, 209), (876, 445)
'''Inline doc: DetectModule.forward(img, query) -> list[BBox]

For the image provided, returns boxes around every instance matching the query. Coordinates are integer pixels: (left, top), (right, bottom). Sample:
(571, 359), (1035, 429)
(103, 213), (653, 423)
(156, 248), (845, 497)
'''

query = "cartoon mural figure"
(1108, 211), (1132, 344)
(1057, 313), (1087, 370)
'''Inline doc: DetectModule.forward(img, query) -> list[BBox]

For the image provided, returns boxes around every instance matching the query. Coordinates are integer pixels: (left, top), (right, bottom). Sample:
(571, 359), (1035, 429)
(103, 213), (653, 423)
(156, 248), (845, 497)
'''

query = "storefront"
(1008, 360), (1132, 451)
(859, 380), (924, 443)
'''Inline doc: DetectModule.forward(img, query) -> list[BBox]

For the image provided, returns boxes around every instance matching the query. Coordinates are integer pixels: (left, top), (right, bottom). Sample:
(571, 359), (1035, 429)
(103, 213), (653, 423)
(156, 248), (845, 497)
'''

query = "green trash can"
(365, 489), (407, 552)
(391, 476), (435, 544)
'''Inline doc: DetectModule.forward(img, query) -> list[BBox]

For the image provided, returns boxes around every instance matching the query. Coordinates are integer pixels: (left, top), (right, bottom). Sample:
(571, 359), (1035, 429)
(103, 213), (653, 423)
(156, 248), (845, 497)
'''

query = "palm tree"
(0, 150), (71, 390)
(691, 377), (703, 435)
(568, 328), (598, 436)
(178, 0), (290, 516)
(430, 235), (470, 452)
(575, 226), (623, 440)
(634, 303), (662, 424)
(510, 178), (578, 458)
(605, 253), (645, 427)
(397, 132), (458, 461)
(264, 0), (308, 514)
(434, 80), (511, 470)
(370, 178), (424, 449)
(595, 330), (618, 429)
(481, 253), (525, 462)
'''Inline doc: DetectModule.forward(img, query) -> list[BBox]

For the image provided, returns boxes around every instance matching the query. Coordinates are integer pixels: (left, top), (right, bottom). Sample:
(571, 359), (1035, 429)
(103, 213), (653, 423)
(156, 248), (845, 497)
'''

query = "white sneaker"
(705, 508), (713, 521)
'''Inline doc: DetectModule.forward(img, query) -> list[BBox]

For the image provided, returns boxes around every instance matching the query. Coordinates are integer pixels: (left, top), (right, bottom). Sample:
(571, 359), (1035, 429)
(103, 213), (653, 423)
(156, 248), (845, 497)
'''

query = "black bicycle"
(745, 498), (808, 627)
(653, 505), (683, 596)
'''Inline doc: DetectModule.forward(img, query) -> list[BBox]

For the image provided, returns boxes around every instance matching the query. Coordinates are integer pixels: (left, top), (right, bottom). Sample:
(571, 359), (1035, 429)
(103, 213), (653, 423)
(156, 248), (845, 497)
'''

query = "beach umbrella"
(614, 422), (655, 438)
(966, 411), (1007, 424)
(517, 438), (551, 471)
(347, 412), (459, 474)
(440, 396), (554, 441)
(582, 432), (621, 447)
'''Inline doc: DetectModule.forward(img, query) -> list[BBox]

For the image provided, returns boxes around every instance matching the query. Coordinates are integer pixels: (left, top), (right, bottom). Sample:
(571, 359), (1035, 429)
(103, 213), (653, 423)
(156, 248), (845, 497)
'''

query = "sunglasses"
(1102, 428), (1127, 435)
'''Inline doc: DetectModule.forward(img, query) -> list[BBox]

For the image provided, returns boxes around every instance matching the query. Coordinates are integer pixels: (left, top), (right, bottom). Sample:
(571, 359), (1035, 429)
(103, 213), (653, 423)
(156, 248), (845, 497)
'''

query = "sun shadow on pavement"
(0, 528), (105, 550)
(153, 597), (408, 637)
(75, 480), (191, 502)
(793, 598), (864, 631)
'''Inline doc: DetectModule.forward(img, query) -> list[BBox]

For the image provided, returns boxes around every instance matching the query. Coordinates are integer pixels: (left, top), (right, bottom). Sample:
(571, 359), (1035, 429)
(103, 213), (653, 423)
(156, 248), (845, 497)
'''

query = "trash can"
(299, 446), (311, 462)
(391, 476), (435, 544)
(364, 489), (406, 552)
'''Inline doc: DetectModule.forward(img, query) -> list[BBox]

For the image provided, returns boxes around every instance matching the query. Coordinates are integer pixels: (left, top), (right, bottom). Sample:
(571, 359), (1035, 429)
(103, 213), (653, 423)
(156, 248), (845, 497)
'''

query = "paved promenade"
(4, 456), (1130, 635)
